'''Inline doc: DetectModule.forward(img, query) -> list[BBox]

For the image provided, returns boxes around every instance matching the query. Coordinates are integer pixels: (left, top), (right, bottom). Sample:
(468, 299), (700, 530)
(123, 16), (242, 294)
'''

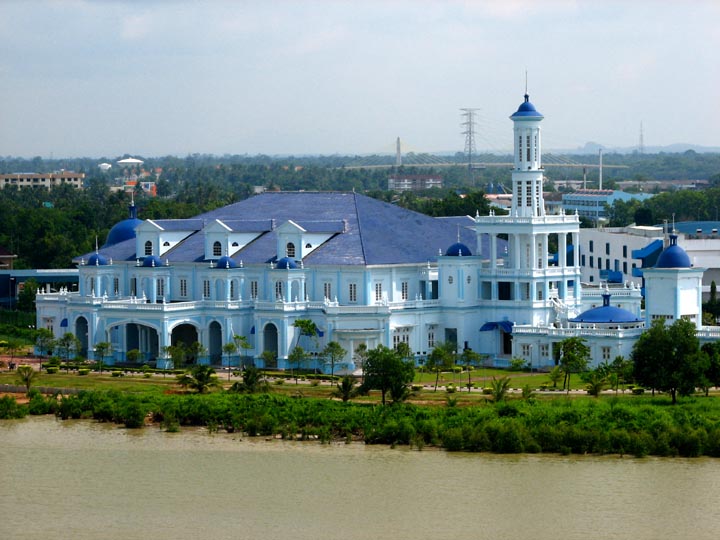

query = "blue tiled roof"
(142, 255), (164, 268)
(78, 192), (491, 266)
(510, 94), (543, 119)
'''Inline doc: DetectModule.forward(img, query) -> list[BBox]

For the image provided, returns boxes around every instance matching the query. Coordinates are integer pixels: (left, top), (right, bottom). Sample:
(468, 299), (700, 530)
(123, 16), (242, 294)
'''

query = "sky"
(1, 0), (718, 158)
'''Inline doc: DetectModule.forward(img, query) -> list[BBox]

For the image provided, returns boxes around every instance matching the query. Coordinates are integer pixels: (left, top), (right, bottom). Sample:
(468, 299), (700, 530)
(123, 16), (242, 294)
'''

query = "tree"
(426, 342), (455, 392)
(559, 337), (590, 392)
(359, 345), (414, 405)
(163, 343), (187, 369)
(461, 348), (481, 392)
(16, 278), (38, 312)
(261, 349), (277, 369)
(187, 341), (206, 364)
(15, 365), (37, 393)
(287, 346), (308, 384)
(56, 332), (80, 362)
(176, 364), (222, 393)
(547, 366), (563, 389)
(35, 328), (55, 359)
(701, 341), (720, 396)
(126, 348), (141, 364)
(321, 341), (347, 378)
(222, 341), (237, 373)
(632, 318), (707, 404)
(354, 343), (369, 381)
(233, 335), (252, 367)
(94, 341), (112, 373)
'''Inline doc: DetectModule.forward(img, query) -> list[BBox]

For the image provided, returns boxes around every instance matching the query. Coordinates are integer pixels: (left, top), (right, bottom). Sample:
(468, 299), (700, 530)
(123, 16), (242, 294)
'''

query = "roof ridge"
(352, 192), (368, 265)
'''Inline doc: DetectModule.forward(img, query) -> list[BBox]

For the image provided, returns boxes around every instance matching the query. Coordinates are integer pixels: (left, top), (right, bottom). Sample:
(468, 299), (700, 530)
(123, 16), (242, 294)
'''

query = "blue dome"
(215, 255), (238, 269)
(655, 235), (691, 268)
(142, 255), (164, 268)
(103, 202), (141, 247)
(445, 242), (472, 257)
(87, 253), (109, 266)
(510, 94), (544, 119)
(275, 257), (298, 269)
(570, 294), (642, 324)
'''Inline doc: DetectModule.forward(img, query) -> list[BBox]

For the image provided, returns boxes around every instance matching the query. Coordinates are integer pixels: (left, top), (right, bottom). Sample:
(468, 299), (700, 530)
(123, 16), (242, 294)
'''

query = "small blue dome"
(445, 242), (472, 257)
(103, 202), (141, 247)
(142, 255), (164, 268)
(655, 235), (691, 268)
(275, 257), (298, 269)
(215, 255), (238, 269)
(510, 94), (544, 119)
(570, 294), (642, 324)
(87, 253), (109, 266)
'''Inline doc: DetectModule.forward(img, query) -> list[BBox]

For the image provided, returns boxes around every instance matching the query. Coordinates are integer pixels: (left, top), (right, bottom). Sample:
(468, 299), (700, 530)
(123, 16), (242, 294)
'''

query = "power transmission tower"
(639, 121), (645, 154)
(460, 108), (479, 185)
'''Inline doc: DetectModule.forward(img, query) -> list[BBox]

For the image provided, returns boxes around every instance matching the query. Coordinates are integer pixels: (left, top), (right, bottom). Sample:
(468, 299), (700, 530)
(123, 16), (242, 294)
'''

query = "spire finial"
(95, 236), (99, 253)
(457, 225), (460, 243)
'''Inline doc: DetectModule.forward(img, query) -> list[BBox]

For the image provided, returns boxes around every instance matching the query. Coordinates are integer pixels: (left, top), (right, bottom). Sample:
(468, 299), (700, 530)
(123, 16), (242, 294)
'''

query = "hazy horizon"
(1, 1), (718, 159)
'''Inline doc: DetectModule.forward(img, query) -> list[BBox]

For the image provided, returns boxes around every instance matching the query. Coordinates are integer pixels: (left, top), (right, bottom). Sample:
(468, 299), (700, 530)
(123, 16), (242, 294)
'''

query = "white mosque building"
(35, 93), (719, 371)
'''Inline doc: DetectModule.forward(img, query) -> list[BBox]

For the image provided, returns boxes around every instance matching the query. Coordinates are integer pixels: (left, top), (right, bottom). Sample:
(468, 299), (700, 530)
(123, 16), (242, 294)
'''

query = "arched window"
(275, 281), (284, 300)
(144, 240), (153, 256)
(213, 241), (222, 257)
(286, 242), (295, 258)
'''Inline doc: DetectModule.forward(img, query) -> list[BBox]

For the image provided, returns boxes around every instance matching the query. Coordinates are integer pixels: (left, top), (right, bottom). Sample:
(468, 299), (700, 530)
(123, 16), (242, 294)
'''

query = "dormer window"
(213, 241), (222, 257)
(144, 240), (153, 256)
(286, 242), (296, 258)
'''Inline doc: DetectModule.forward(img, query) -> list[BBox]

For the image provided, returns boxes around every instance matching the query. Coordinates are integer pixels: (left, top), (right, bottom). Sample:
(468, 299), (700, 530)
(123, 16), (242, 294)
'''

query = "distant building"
(388, 174), (443, 192)
(561, 189), (653, 222)
(0, 171), (85, 190)
(0, 246), (17, 270)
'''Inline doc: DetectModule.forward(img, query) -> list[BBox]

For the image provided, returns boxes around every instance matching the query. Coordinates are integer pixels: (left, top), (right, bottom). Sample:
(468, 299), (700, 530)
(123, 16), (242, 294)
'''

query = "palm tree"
(229, 366), (268, 393)
(490, 376), (512, 402)
(332, 376), (358, 402)
(15, 365), (37, 394)
(176, 364), (221, 393)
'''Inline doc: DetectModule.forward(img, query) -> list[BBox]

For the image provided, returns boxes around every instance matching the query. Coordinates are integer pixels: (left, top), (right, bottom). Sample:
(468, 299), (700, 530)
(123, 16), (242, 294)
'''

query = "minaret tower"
(474, 90), (583, 354)
(510, 93), (545, 217)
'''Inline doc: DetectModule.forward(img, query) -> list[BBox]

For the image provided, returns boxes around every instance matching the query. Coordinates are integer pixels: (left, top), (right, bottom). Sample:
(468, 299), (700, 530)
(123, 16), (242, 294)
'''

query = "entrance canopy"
(479, 321), (514, 333)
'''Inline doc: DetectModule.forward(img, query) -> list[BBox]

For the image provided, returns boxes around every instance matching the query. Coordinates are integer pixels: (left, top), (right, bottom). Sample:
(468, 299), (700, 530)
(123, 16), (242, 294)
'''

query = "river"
(1, 416), (719, 540)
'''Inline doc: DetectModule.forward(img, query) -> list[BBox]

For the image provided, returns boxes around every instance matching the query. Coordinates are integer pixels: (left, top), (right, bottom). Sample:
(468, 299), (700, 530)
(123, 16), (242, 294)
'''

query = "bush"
(274, 379), (285, 385)
(78, 369), (90, 376)
(111, 371), (124, 378)
(632, 387), (645, 395)
(46, 367), (59, 374)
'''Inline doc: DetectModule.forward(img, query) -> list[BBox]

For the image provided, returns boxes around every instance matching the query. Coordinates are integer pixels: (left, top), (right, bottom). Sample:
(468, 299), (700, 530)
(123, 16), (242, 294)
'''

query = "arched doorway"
(263, 323), (278, 368)
(208, 321), (222, 364)
(126, 323), (159, 363)
(171, 324), (200, 364)
(75, 317), (89, 358)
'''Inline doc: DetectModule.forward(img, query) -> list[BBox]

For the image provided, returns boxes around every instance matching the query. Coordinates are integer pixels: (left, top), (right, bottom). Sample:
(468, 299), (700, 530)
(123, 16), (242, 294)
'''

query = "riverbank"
(3, 388), (720, 458)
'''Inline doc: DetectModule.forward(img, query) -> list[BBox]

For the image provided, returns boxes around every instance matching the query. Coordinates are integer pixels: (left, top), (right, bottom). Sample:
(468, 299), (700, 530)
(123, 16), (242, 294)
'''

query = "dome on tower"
(445, 242), (472, 257)
(142, 255), (164, 268)
(215, 255), (238, 269)
(103, 202), (142, 247)
(510, 94), (544, 119)
(275, 257), (298, 269)
(570, 294), (642, 325)
(655, 235), (691, 269)
(87, 252), (110, 266)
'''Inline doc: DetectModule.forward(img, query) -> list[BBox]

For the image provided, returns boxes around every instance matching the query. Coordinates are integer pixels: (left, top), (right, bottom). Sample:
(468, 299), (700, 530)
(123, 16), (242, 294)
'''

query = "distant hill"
(553, 142), (720, 155)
